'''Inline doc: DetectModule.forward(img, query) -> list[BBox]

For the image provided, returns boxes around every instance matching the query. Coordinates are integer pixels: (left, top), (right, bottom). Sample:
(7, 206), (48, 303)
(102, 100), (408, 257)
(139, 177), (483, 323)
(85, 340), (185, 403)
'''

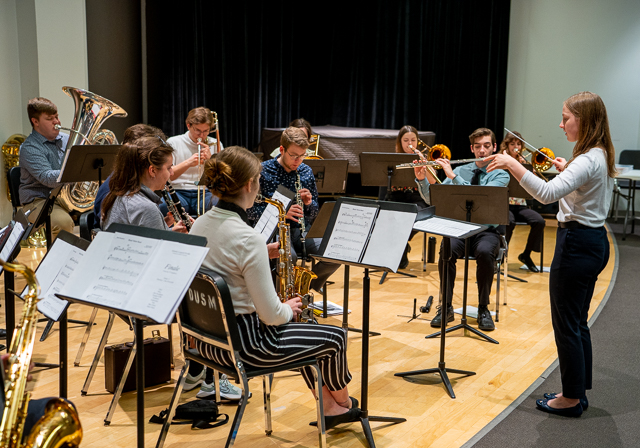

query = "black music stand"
(360, 152), (419, 283)
(314, 197), (414, 447)
(305, 159), (349, 194)
(56, 223), (207, 448)
(426, 184), (509, 344)
(395, 215), (487, 398)
(306, 202), (380, 336)
(58, 144), (121, 187)
(25, 185), (62, 250)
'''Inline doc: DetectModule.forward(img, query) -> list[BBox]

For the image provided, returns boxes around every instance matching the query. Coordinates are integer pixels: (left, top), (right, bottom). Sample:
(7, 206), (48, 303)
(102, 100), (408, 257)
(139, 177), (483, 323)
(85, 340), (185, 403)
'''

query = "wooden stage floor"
(1, 218), (615, 447)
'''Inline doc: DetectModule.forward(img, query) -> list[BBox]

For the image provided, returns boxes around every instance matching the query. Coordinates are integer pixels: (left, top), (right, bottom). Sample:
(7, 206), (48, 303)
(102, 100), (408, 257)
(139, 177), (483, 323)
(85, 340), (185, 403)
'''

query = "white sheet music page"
(127, 239), (208, 324)
(37, 247), (85, 321)
(324, 203), (377, 262)
(0, 222), (24, 274)
(362, 209), (416, 271)
(413, 217), (481, 238)
(255, 191), (292, 242)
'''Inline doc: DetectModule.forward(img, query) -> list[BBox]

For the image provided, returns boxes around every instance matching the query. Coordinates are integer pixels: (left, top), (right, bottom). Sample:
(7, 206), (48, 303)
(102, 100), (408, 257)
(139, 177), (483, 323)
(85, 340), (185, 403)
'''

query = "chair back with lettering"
(177, 268), (242, 375)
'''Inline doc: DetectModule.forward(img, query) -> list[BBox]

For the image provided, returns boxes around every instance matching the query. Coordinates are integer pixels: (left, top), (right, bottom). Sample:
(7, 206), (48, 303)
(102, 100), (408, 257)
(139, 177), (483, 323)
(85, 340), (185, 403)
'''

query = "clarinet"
(295, 172), (308, 268)
(163, 181), (192, 231)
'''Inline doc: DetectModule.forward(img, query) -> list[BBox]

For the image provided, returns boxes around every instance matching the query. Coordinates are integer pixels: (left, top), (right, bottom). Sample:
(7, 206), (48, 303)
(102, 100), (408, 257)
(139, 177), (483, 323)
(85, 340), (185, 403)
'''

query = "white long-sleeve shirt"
(520, 147), (613, 227)
(189, 206), (293, 325)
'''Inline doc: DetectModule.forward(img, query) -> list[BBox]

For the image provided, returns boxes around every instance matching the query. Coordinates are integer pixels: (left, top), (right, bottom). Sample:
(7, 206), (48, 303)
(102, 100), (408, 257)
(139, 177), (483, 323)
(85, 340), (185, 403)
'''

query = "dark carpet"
(467, 222), (640, 448)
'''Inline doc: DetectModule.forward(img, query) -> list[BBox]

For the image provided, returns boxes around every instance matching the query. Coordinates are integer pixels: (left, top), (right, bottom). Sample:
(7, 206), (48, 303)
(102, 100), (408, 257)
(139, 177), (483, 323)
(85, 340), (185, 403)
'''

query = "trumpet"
(397, 157), (486, 169)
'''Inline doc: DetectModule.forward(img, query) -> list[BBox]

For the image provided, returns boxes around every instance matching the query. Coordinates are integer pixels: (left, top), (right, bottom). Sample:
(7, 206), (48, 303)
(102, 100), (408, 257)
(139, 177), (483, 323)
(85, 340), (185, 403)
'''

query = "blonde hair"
(204, 146), (262, 199)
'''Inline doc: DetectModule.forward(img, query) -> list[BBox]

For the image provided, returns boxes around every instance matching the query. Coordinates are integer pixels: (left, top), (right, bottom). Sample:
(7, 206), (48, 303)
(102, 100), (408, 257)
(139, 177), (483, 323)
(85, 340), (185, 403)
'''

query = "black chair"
(79, 210), (98, 241)
(611, 149), (640, 220)
(8, 166), (22, 217)
(156, 268), (326, 448)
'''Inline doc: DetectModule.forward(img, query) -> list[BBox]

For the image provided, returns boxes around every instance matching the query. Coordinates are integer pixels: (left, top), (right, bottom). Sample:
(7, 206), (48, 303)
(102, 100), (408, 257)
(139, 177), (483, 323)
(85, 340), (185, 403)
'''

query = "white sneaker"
(182, 368), (206, 392)
(196, 374), (251, 401)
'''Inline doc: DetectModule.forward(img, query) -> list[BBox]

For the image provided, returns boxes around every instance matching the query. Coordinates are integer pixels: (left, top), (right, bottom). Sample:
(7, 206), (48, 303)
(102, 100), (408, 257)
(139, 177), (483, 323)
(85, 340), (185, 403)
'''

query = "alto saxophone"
(0, 259), (82, 448)
(256, 195), (317, 323)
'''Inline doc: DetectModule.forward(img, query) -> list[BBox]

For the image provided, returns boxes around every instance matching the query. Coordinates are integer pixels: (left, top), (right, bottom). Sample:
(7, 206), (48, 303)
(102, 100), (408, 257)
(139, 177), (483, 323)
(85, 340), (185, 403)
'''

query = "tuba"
(0, 259), (82, 447)
(256, 195), (317, 322)
(57, 86), (127, 213)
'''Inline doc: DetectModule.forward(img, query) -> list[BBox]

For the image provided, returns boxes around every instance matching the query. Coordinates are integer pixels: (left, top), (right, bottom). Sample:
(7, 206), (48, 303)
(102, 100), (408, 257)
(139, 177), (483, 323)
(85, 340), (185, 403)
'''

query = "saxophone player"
(247, 127), (340, 292)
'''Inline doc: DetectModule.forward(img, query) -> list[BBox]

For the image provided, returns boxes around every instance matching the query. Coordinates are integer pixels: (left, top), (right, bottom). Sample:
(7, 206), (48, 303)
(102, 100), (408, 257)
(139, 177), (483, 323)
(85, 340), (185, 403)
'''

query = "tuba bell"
(57, 86), (127, 213)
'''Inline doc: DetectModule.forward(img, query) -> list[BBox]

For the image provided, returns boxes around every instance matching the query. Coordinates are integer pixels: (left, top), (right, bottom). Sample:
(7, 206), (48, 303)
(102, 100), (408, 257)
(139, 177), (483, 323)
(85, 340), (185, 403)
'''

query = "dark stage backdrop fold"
(146, 0), (510, 158)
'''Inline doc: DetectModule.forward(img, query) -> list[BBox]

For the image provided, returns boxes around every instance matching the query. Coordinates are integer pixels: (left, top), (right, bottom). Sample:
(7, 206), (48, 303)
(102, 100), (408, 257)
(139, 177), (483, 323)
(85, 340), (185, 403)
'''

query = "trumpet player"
(415, 128), (509, 331)
(499, 131), (546, 272)
(164, 107), (223, 217)
(19, 97), (74, 239)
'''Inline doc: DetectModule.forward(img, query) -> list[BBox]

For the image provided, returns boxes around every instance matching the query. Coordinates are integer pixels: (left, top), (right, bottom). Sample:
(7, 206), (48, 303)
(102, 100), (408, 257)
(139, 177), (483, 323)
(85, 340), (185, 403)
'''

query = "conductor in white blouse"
(486, 91), (615, 418)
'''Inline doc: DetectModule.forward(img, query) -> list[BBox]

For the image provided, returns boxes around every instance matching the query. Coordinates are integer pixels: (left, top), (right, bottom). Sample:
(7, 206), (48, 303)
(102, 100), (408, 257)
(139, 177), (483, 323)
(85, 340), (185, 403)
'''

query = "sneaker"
(182, 368), (206, 391)
(430, 305), (454, 328)
(477, 305), (495, 331)
(196, 374), (251, 401)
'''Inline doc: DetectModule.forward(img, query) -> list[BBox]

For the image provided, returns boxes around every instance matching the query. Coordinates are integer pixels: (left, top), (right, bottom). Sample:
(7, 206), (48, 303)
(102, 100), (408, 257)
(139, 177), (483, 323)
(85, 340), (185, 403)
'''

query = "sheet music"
(255, 190), (292, 242)
(324, 203), (377, 262)
(0, 222), (24, 274)
(413, 217), (481, 238)
(58, 232), (209, 324)
(362, 209), (416, 270)
(37, 247), (85, 321)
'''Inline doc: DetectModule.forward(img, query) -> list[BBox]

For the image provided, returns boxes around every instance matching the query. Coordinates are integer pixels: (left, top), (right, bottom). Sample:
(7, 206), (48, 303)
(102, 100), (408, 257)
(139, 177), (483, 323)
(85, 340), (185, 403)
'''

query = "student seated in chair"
(189, 146), (361, 429)
(415, 128), (510, 331)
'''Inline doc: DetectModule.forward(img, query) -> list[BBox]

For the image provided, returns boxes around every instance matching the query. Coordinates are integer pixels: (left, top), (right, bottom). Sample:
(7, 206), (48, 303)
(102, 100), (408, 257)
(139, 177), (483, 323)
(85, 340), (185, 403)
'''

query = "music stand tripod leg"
(394, 237), (475, 398)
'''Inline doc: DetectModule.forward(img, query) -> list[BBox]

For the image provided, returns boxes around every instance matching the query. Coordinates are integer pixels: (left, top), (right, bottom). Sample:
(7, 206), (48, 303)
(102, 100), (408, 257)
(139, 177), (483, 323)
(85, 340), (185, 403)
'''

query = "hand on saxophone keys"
(285, 295), (303, 320)
(267, 241), (281, 259)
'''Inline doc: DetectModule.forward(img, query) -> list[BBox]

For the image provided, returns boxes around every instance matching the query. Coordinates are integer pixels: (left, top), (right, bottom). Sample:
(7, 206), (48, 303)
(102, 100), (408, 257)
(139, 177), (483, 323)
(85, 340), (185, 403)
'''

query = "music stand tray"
(57, 144), (121, 186)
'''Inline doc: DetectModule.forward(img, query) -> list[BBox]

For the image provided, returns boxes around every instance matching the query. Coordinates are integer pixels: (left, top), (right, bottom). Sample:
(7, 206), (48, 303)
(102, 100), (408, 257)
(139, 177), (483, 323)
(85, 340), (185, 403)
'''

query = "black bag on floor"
(150, 400), (229, 429)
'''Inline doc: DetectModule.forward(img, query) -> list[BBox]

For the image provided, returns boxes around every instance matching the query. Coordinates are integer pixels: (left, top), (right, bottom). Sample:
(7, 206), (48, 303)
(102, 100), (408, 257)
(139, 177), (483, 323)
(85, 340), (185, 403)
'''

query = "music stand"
(360, 152), (419, 283)
(305, 159), (349, 194)
(313, 197), (414, 447)
(56, 223), (207, 448)
(426, 184), (509, 344)
(58, 144), (121, 187)
(395, 215), (487, 398)
(24, 185), (62, 250)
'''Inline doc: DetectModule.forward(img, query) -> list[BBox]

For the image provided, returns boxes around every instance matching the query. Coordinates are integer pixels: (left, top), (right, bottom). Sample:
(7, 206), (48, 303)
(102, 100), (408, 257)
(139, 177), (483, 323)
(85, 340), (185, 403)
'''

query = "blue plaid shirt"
(19, 130), (68, 204)
(247, 157), (319, 228)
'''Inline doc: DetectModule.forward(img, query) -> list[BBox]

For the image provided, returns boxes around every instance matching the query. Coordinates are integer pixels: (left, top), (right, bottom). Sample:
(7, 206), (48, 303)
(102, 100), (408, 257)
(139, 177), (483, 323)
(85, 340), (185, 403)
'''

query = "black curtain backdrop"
(146, 0), (510, 159)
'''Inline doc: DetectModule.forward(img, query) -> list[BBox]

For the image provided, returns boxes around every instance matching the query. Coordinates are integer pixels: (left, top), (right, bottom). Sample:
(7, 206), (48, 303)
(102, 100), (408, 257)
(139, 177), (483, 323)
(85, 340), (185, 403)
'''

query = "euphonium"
(256, 195), (317, 323)
(57, 86), (128, 213)
(0, 259), (82, 448)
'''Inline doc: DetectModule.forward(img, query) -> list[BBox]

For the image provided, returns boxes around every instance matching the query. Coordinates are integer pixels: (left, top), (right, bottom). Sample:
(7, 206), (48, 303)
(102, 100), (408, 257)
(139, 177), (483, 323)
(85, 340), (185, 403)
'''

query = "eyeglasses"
(286, 151), (306, 161)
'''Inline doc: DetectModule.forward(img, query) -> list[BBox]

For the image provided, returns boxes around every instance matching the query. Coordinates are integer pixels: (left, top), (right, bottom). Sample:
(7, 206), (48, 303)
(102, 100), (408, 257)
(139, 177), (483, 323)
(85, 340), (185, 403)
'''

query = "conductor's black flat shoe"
(309, 407), (362, 429)
(544, 393), (588, 410)
(536, 399), (583, 417)
(518, 253), (539, 273)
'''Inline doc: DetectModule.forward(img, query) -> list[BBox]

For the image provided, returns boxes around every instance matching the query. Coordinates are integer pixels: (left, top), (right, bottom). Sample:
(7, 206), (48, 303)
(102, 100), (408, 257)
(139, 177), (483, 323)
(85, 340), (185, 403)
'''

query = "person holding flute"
(415, 128), (510, 331)
(486, 91), (615, 417)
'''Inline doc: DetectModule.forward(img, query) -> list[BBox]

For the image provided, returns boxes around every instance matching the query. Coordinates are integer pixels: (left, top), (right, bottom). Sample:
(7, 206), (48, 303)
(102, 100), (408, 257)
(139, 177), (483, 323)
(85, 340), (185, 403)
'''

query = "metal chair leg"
(225, 367), (250, 447)
(81, 312), (115, 395)
(312, 365), (327, 448)
(74, 307), (99, 366)
(263, 374), (273, 435)
(105, 338), (137, 425)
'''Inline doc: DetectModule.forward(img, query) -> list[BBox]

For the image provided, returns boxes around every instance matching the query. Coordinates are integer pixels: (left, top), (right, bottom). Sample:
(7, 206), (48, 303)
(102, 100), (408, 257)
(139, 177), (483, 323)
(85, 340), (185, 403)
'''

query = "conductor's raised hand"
(286, 204), (304, 223)
(553, 157), (567, 172)
(485, 153), (516, 172)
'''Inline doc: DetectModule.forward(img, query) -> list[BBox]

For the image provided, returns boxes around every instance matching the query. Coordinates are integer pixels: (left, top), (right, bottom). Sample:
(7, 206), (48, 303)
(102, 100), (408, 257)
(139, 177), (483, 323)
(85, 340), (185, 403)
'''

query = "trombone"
(196, 111), (221, 216)
(504, 128), (555, 181)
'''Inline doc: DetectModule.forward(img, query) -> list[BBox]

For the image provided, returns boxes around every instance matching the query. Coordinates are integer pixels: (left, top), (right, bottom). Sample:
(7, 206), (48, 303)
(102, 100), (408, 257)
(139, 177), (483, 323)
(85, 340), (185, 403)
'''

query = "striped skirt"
(195, 312), (352, 391)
